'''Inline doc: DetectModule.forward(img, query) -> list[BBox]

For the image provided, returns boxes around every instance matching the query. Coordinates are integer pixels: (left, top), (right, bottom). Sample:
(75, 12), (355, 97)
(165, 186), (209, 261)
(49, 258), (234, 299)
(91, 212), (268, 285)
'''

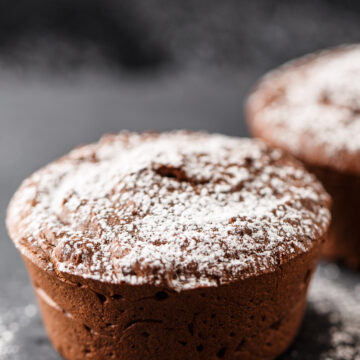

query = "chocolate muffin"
(6, 132), (330, 360)
(246, 45), (360, 269)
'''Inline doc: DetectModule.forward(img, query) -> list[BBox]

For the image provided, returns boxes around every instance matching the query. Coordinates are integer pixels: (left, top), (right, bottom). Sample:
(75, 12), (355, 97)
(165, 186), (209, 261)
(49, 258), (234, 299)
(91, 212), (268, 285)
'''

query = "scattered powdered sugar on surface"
(249, 45), (360, 168)
(282, 263), (360, 360)
(6, 132), (330, 291)
(307, 265), (360, 360)
(0, 303), (37, 360)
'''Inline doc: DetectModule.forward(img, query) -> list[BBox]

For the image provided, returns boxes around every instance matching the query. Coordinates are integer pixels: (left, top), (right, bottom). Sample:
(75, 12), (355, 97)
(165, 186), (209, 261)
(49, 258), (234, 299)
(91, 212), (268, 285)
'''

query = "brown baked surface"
(23, 239), (322, 360)
(246, 44), (360, 175)
(6, 131), (330, 291)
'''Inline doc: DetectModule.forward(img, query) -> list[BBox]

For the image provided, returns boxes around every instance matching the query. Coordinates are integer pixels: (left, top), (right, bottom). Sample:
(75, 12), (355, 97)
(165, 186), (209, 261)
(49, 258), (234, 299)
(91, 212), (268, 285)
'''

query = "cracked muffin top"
(6, 131), (331, 291)
(247, 44), (360, 175)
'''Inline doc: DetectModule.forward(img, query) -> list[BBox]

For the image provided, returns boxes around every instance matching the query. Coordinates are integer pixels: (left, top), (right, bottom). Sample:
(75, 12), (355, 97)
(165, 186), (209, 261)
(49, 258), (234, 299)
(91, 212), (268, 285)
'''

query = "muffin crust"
(7, 132), (330, 291)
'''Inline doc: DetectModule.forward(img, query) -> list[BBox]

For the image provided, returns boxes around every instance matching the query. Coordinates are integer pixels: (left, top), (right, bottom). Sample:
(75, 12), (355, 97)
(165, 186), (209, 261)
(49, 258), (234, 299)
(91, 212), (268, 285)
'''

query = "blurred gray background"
(0, 1), (360, 359)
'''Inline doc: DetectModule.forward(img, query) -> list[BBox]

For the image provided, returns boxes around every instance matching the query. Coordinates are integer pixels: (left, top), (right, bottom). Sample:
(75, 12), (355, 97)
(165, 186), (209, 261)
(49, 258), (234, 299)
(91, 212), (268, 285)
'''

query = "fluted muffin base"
(23, 241), (322, 360)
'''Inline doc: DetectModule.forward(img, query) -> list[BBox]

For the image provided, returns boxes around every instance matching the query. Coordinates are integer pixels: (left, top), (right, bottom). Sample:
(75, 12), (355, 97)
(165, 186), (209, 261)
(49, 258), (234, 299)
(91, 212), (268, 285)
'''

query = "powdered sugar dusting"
(6, 132), (330, 291)
(248, 45), (360, 173)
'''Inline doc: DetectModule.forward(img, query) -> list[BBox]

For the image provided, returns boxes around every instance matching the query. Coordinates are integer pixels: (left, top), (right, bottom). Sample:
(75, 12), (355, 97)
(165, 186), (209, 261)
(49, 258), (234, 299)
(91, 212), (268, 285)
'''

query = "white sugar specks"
(6, 132), (331, 291)
(308, 264), (360, 360)
(0, 304), (37, 360)
(248, 45), (360, 172)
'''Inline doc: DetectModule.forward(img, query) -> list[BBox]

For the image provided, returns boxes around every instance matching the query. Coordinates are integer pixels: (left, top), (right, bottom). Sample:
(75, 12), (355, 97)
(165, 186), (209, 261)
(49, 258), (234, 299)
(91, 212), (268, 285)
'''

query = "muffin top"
(247, 44), (360, 174)
(6, 132), (330, 291)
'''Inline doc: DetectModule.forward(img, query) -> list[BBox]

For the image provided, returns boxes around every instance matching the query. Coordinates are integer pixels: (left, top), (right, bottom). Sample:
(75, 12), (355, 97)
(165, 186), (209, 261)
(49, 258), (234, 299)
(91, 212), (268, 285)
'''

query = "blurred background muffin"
(246, 45), (360, 269)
